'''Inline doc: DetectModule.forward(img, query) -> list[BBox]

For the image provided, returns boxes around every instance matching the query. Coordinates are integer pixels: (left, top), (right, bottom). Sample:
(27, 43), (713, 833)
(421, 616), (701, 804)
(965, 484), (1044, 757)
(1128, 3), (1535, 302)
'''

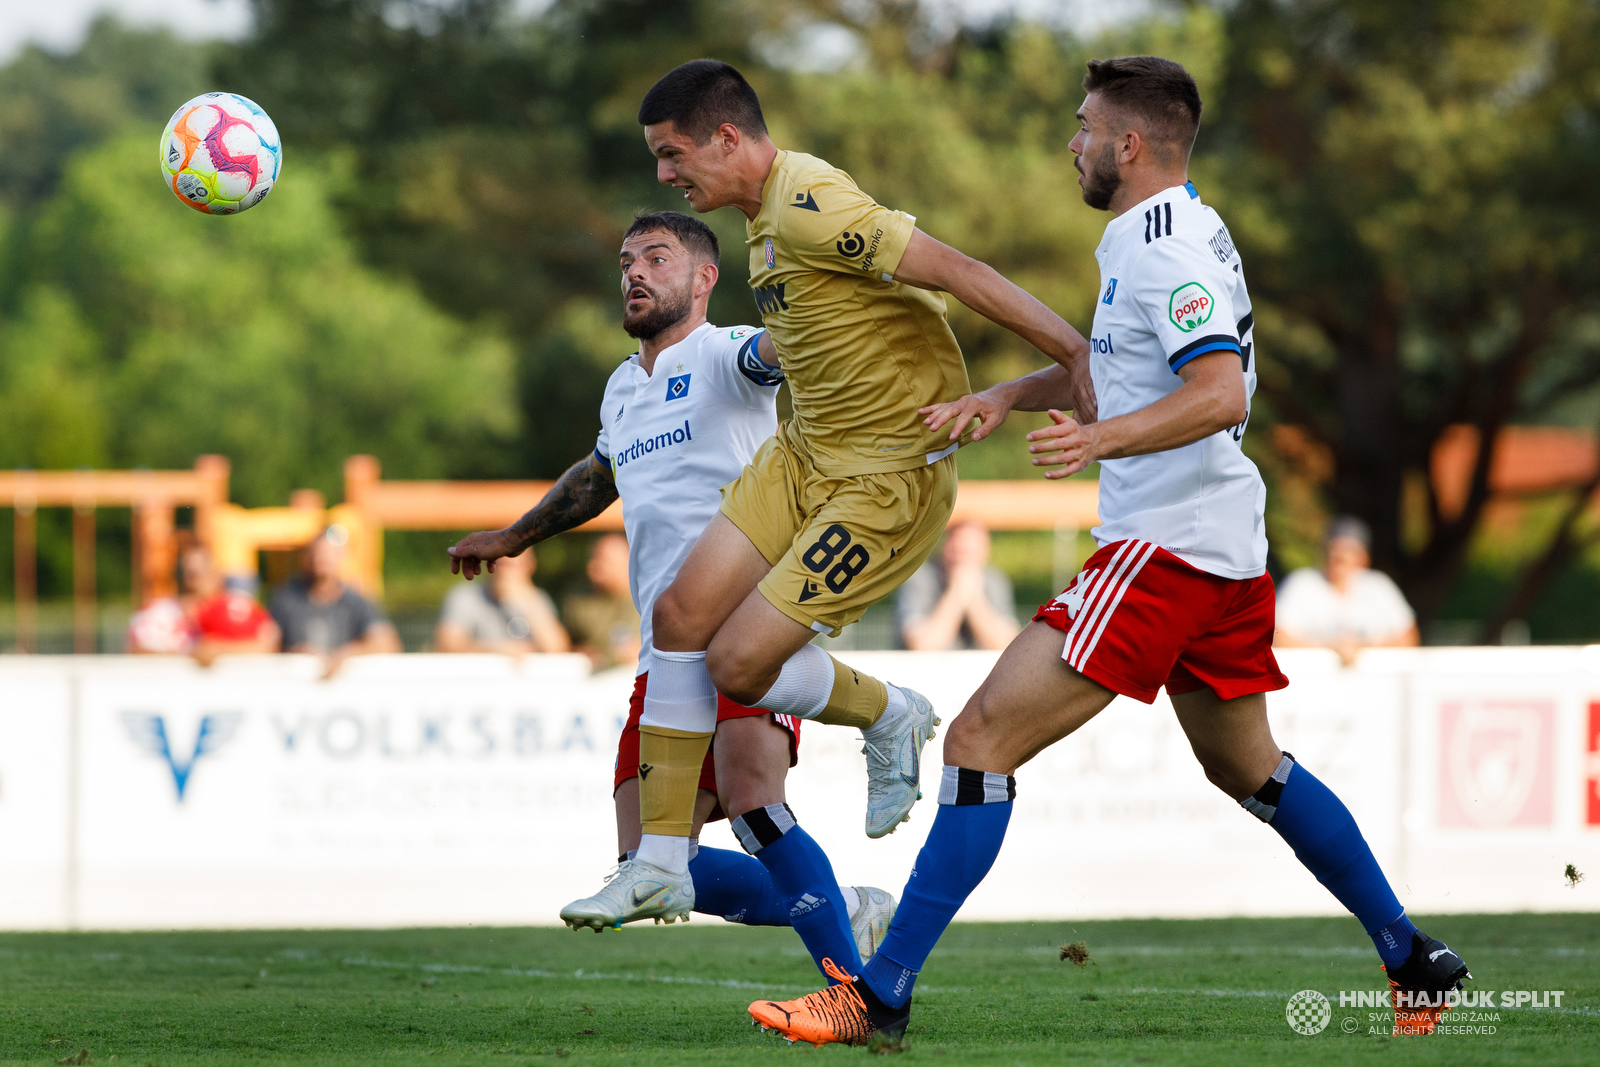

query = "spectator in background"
(563, 533), (641, 670)
(898, 520), (1020, 651)
(192, 573), (280, 665)
(1275, 515), (1420, 665)
(127, 542), (210, 654)
(270, 526), (400, 676)
(434, 546), (570, 654)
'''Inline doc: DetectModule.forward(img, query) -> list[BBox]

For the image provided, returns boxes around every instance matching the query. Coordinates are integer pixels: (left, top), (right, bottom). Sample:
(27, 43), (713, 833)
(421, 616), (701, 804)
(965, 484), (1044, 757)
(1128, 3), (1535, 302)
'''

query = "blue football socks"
(1242, 752), (1413, 967)
(731, 803), (860, 982)
(861, 767), (1016, 1009)
(688, 845), (790, 926)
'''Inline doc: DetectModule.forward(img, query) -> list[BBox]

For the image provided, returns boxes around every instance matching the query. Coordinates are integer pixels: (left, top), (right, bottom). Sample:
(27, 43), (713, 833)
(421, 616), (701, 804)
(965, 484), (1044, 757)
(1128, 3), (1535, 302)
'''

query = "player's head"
(619, 210), (720, 340)
(639, 59), (769, 212)
(1070, 56), (1201, 211)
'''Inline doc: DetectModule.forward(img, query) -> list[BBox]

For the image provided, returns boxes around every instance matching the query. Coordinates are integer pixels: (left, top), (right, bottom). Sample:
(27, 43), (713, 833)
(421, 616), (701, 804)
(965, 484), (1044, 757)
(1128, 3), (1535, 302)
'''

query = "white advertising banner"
(1, 648), (1596, 929)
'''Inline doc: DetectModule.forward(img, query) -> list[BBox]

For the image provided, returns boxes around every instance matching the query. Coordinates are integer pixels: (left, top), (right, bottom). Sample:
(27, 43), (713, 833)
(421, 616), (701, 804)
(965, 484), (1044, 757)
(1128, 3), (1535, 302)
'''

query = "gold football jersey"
(746, 151), (971, 476)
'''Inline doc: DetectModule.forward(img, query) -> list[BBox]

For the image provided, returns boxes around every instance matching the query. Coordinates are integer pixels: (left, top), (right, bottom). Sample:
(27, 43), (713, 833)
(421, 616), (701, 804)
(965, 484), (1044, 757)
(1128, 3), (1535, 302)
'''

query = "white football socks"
(625, 837), (697, 866)
(754, 642), (833, 720)
(634, 833), (689, 876)
(641, 646), (718, 732)
(862, 682), (910, 741)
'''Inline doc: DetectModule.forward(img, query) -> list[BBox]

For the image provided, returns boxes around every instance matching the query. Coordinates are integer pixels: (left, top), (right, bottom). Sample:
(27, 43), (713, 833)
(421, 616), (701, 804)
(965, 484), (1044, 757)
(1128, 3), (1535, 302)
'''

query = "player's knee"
(942, 701), (991, 767)
(704, 644), (772, 706)
(651, 585), (703, 650)
(1196, 754), (1253, 801)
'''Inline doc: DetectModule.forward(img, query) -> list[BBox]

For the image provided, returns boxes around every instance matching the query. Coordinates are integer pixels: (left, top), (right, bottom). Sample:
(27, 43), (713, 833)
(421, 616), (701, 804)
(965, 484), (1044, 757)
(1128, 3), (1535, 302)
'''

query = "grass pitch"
(1, 914), (1595, 1066)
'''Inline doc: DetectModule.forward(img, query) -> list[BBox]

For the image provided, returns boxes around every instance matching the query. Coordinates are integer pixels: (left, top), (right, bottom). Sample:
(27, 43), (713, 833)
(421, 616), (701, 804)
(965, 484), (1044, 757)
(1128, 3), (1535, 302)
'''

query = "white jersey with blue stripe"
(1087, 181), (1267, 580)
(593, 320), (781, 672)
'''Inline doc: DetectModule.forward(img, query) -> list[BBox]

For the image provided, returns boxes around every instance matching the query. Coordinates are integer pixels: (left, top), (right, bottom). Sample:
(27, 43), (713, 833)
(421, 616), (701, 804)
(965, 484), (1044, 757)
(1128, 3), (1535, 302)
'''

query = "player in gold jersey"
(560, 60), (1093, 933)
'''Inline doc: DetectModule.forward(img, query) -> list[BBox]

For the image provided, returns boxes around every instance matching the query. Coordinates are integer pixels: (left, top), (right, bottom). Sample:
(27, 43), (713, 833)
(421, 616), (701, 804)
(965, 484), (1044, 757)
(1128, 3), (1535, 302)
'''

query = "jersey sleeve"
(1127, 239), (1244, 374)
(702, 325), (783, 407)
(777, 170), (917, 282)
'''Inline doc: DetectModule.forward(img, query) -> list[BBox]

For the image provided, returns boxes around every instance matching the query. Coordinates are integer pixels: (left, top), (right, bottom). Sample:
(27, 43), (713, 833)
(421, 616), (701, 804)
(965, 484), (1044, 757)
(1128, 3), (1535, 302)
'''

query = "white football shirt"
(593, 321), (782, 673)
(1086, 181), (1267, 580)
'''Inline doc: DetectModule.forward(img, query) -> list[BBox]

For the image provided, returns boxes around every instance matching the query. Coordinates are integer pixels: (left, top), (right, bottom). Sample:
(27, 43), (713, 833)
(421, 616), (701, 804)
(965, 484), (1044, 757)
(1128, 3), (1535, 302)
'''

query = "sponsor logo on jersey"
(799, 580), (822, 603)
(1090, 333), (1115, 355)
(1169, 282), (1214, 332)
(764, 238), (775, 269)
(1102, 277), (1118, 305)
(859, 227), (887, 275)
(612, 419), (693, 469)
(836, 231), (865, 258)
(665, 373), (691, 400)
(753, 282), (789, 313)
(791, 190), (820, 211)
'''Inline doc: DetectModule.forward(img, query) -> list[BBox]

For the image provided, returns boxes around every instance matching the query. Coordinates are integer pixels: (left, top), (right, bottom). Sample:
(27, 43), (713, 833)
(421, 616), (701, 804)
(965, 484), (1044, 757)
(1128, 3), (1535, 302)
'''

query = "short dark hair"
(1083, 55), (1202, 158)
(623, 210), (720, 268)
(638, 59), (767, 143)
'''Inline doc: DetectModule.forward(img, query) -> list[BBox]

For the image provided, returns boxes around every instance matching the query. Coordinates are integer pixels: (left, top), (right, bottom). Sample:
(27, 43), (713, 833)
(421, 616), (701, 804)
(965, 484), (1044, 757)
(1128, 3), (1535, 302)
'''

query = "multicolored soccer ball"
(159, 93), (282, 215)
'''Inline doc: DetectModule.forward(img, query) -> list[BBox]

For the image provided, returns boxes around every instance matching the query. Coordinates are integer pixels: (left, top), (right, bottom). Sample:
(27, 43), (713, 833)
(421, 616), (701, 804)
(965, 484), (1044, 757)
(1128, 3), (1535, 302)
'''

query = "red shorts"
(1033, 538), (1289, 704)
(612, 672), (801, 823)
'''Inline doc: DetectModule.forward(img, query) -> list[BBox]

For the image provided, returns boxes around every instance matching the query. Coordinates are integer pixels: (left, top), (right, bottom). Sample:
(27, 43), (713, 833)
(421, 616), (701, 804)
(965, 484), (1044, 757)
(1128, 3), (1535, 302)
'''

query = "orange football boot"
(1384, 933), (1471, 1035)
(748, 958), (909, 1047)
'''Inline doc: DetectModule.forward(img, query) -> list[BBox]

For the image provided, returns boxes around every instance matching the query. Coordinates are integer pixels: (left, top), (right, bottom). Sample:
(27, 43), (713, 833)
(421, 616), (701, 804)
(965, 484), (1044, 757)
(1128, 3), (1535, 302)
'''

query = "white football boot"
(861, 684), (940, 838)
(559, 859), (694, 931)
(848, 885), (897, 961)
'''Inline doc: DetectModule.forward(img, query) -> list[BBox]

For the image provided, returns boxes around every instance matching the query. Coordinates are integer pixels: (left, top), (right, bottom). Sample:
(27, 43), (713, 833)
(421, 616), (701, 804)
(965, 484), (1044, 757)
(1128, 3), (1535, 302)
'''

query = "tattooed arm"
(448, 452), (618, 579)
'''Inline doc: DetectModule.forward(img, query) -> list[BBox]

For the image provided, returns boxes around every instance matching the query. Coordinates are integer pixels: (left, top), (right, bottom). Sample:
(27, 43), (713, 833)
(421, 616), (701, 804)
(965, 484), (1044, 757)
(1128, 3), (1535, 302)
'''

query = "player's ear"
(716, 122), (741, 152)
(1121, 127), (1142, 166)
(695, 261), (719, 296)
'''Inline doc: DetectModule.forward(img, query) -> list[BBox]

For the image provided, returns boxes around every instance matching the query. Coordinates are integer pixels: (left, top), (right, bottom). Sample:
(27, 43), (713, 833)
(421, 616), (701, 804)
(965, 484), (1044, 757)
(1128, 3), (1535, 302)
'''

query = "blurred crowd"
(124, 516), (1417, 672)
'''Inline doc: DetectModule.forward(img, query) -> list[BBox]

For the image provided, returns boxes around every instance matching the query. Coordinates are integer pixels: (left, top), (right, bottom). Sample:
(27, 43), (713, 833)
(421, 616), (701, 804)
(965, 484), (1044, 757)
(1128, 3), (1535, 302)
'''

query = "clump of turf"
(867, 1030), (909, 1054)
(1060, 941), (1092, 967)
(1565, 864), (1585, 889)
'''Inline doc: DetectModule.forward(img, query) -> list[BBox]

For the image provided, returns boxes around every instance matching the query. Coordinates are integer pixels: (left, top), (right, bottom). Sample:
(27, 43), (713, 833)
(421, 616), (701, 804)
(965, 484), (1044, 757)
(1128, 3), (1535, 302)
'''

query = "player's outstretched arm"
(893, 229), (1095, 421)
(920, 363), (1082, 442)
(448, 453), (618, 578)
(1026, 350), (1247, 479)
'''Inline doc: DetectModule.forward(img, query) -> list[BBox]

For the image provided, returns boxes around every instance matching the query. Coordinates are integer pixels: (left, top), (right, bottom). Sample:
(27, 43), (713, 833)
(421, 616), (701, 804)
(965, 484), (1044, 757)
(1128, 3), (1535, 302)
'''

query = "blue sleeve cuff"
(736, 330), (784, 387)
(1168, 334), (1243, 373)
(593, 447), (612, 470)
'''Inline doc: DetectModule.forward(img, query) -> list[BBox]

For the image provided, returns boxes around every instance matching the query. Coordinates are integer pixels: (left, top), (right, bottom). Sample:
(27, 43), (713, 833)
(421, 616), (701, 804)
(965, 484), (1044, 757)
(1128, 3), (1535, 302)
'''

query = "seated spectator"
(127, 543), (210, 654)
(563, 533), (641, 670)
(1275, 516), (1420, 665)
(898, 520), (1020, 651)
(270, 526), (400, 675)
(435, 547), (570, 654)
(192, 573), (281, 665)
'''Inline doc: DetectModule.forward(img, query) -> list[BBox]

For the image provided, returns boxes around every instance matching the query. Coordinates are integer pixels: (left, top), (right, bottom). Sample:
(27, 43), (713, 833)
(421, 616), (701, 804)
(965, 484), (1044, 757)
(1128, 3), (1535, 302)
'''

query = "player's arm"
(893, 229), (1096, 422)
(920, 362), (1080, 442)
(448, 453), (618, 578)
(1024, 351), (1247, 479)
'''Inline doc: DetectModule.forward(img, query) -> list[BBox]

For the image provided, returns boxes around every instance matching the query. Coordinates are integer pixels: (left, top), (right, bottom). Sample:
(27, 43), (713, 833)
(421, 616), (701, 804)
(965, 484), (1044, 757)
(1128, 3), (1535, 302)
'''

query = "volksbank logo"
(121, 712), (243, 802)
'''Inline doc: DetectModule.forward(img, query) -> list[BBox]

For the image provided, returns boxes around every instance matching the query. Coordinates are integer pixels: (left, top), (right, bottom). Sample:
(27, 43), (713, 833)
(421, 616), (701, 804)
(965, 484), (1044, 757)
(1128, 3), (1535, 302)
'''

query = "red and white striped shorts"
(1033, 539), (1289, 704)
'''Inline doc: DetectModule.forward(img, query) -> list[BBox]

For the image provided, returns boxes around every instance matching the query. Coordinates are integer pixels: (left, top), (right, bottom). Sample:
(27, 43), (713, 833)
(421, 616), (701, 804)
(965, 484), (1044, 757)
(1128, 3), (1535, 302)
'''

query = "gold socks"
(637, 725), (714, 837)
(813, 653), (889, 730)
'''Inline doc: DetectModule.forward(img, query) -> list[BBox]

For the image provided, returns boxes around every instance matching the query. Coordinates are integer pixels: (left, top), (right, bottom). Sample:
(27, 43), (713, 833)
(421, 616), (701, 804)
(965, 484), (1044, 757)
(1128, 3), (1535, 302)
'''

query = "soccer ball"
(159, 92), (282, 215)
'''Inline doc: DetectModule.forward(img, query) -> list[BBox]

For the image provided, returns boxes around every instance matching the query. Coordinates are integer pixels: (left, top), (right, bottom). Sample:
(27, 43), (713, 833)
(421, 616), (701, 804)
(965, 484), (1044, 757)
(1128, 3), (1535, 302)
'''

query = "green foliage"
(0, 132), (519, 508)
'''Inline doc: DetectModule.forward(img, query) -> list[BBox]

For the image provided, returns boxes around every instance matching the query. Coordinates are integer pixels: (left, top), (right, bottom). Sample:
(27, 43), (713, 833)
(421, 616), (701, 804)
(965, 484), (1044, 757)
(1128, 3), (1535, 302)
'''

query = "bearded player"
(448, 211), (897, 972)
(749, 56), (1471, 1045)
(561, 60), (1095, 948)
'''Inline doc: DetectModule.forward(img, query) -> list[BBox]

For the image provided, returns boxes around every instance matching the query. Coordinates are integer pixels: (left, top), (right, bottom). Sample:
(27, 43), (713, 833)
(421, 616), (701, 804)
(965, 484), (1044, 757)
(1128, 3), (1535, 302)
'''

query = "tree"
(1208, 0), (1600, 633)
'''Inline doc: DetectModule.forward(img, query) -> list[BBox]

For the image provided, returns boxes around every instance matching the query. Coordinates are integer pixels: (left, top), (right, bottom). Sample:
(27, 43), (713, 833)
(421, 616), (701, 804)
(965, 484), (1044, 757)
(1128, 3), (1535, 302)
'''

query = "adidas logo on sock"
(789, 892), (825, 917)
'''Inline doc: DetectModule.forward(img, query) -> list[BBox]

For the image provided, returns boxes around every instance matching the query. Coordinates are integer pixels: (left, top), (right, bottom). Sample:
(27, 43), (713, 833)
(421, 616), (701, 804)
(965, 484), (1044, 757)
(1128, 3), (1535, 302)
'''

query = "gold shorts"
(720, 422), (957, 638)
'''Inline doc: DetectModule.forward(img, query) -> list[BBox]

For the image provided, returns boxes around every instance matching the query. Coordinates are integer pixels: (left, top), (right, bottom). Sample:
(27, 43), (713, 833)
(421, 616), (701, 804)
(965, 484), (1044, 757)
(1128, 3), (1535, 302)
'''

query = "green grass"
(1, 915), (1596, 1066)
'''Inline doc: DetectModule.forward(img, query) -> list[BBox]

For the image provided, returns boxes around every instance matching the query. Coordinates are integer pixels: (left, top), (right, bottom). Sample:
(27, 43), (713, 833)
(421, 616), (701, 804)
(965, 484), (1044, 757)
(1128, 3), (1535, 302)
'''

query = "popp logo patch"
(1169, 282), (1214, 332)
